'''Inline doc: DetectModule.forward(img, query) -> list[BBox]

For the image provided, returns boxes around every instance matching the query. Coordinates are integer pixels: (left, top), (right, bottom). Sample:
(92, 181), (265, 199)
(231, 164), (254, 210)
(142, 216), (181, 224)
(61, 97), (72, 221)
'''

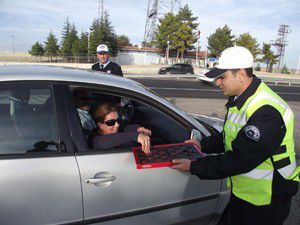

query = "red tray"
(132, 142), (204, 169)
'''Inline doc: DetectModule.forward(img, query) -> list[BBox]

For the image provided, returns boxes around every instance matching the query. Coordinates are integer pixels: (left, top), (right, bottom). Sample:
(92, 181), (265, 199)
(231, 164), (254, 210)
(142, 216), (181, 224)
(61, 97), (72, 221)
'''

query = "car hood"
(189, 113), (224, 132)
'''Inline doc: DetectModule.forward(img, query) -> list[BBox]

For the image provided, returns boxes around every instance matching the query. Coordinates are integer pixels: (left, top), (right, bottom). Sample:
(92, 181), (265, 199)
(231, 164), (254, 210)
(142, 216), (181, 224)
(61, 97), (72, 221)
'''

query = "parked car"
(159, 63), (194, 74)
(196, 68), (215, 84)
(0, 65), (228, 225)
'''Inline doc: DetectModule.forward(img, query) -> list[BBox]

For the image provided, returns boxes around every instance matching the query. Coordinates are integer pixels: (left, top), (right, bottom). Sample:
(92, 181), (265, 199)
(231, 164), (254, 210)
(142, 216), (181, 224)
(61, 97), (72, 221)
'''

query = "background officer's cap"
(96, 44), (109, 54)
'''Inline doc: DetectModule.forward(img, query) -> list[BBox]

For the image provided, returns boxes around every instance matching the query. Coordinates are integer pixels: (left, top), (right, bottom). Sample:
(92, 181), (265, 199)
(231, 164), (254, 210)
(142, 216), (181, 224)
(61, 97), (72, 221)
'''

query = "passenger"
(92, 103), (151, 155)
(72, 88), (96, 132)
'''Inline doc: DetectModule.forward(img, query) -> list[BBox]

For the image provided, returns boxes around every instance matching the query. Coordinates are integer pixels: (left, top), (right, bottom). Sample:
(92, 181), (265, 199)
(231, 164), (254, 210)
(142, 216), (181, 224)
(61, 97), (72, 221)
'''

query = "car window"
(0, 84), (60, 155)
(69, 86), (190, 151)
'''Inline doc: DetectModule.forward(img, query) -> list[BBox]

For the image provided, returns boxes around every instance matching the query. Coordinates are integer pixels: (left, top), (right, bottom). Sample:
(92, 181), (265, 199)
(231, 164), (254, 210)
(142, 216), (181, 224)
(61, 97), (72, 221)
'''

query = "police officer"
(172, 46), (299, 225)
(92, 44), (123, 77)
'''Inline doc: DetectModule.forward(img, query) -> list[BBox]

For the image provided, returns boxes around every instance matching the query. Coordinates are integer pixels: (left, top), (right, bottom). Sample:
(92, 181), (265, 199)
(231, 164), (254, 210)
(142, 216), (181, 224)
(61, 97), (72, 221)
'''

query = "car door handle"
(84, 172), (116, 186)
(85, 176), (116, 184)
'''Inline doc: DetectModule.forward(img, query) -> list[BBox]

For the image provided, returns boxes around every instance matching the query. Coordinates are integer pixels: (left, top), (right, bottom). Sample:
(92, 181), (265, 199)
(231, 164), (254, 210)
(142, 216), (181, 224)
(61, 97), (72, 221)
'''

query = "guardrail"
(259, 76), (300, 86)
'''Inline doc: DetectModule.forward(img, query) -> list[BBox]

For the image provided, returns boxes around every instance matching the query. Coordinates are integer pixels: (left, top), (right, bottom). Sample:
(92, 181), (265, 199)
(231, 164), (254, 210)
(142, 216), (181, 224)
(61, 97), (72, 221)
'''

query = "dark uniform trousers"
(91, 61), (123, 77)
(217, 193), (292, 225)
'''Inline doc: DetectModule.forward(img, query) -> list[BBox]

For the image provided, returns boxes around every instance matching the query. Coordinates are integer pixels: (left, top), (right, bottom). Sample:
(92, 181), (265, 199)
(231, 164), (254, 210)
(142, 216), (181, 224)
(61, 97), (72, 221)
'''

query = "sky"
(0, 0), (299, 68)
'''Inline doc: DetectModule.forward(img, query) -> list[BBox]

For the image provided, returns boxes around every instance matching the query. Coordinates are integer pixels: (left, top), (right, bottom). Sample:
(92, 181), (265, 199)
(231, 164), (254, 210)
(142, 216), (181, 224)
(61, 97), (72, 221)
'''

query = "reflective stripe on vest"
(224, 81), (299, 206)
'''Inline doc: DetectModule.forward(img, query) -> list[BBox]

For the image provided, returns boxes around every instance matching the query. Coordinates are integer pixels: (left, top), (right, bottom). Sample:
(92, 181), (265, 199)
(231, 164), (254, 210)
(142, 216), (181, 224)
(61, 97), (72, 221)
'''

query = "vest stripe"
(278, 161), (297, 178)
(283, 107), (293, 124)
(241, 168), (273, 180)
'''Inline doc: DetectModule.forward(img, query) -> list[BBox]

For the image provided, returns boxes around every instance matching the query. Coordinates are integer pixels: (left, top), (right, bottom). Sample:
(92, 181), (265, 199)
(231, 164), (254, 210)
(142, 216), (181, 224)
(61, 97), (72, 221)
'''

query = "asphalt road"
(133, 78), (300, 101)
(133, 78), (300, 225)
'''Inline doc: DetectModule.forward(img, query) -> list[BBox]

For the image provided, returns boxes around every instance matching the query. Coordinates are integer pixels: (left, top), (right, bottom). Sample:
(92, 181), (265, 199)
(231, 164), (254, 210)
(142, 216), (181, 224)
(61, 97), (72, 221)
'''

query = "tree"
(176, 4), (199, 58)
(29, 41), (45, 57)
(153, 4), (198, 60)
(89, 11), (118, 56)
(44, 31), (59, 61)
(153, 12), (180, 51)
(207, 25), (235, 57)
(78, 32), (89, 56)
(281, 64), (290, 74)
(60, 18), (79, 60)
(117, 35), (131, 46)
(260, 43), (278, 72)
(235, 32), (260, 59)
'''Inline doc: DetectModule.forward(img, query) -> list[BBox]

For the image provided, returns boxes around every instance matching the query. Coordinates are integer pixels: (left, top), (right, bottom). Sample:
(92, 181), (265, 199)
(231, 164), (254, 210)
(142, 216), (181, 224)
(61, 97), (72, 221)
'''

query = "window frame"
(61, 82), (195, 155)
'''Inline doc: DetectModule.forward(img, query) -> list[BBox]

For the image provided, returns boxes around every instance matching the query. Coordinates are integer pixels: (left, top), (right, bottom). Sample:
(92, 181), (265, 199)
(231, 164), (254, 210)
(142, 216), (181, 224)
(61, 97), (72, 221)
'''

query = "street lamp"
(166, 40), (170, 64)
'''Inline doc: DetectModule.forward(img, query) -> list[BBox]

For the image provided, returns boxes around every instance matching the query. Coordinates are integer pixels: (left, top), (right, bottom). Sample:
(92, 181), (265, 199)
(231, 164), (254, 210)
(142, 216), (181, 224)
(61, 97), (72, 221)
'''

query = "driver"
(91, 103), (152, 155)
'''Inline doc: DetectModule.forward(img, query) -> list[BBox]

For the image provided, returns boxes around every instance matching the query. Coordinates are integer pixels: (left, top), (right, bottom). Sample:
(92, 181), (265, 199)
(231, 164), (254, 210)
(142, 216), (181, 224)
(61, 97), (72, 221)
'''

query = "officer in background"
(92, 44), (123, 77)
(172, 46), (299, 225)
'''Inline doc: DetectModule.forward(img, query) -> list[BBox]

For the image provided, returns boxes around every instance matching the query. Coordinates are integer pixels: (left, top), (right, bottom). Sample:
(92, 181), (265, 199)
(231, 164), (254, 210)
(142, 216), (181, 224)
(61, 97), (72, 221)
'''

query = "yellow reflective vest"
(223, 81), (300, 206)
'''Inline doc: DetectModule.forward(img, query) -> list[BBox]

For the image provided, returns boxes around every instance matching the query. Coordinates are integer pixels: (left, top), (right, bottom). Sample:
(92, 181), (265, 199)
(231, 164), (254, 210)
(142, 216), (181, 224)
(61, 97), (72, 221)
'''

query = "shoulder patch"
(243, 125), (261, 141)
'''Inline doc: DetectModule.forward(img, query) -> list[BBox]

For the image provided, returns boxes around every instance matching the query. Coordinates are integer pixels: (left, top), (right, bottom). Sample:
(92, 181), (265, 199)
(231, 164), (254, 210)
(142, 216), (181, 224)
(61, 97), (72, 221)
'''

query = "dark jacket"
(92, 124), (139, 149)
(91, 61), (123, 77)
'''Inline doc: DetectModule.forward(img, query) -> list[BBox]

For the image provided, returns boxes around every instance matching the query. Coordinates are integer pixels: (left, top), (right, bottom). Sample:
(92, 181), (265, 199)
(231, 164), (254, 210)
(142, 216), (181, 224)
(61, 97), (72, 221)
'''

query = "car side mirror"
(190, 129), (202, 141)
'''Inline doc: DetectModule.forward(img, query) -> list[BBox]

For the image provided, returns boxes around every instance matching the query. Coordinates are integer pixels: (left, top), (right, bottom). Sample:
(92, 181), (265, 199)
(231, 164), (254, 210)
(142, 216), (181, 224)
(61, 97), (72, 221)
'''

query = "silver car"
(0, 65), (229, 225)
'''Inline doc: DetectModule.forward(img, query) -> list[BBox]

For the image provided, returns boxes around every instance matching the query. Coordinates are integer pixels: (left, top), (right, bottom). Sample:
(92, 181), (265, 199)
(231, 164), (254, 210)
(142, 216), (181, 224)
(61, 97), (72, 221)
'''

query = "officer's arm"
(117, 66), (123, 76)
(200, 132), (225, 154)
(190, 105), (286, 179)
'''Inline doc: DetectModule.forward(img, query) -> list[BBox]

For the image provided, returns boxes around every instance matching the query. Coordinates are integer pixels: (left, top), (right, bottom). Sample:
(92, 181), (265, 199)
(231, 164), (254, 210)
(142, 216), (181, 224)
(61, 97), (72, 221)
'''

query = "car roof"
(0, 65), (147, 92)
(0, 65), (209, 135)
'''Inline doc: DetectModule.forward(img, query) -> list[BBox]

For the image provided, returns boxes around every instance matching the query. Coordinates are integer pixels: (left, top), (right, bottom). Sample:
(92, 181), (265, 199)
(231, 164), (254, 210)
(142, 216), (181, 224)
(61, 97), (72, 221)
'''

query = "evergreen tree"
(60, 17), (72, 56)
(153, 4), (198, 59)
(29, 41), (45, 56)
(260, 43), (278, 72)
(79, 32), (89, 56)
(207, 25), (235, 57)
(44, 31), (59, 61)
(281, 64), (290, 74)
(176, 4), (199, 58)
(153, 12), (180, 51)
(61, 19), (79, 60)
(89, 11), (118, 56)
(117, 35), (131, 46)
(235, 32), (260, 59)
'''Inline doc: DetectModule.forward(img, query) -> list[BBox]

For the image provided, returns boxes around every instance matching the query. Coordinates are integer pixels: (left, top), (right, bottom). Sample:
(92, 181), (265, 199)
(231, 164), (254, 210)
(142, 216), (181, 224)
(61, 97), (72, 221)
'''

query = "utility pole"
(296, 56), (300, 75)
(195, 30), (200, 66)
(98, 0), (104, 22)
(12, 35), (15, 54)
(166, 39), (170, 64)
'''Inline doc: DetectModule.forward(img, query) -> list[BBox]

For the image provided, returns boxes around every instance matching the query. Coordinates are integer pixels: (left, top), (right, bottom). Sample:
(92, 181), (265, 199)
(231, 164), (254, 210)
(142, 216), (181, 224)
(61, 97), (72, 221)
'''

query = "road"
(133, 78), (300, 225)
(133, 78), (300, 101)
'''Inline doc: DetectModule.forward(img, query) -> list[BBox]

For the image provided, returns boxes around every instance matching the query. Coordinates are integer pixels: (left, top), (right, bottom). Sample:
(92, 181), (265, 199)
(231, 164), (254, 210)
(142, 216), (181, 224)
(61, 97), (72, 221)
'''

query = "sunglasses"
(104, 117), (122, 126)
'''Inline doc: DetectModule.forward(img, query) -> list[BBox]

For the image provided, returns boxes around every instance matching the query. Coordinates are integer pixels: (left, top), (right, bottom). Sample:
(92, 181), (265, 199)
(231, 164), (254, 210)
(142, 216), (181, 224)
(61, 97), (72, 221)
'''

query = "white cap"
(96, 44), (109, 53)
(205, 46), (254, 79)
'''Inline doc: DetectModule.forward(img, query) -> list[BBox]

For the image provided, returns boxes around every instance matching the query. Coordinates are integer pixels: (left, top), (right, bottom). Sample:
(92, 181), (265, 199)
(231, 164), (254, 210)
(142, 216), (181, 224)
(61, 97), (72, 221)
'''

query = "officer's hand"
(185, 139), (201, 150)
(137, 134), (151, 155)
(171, 159), (191, 172)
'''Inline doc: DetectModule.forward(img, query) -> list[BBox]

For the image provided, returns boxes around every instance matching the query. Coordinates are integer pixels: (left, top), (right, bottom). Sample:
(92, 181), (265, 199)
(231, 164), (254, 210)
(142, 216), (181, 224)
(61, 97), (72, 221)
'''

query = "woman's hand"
(137, 133), (151, 155)
(137, 127), (152, 136)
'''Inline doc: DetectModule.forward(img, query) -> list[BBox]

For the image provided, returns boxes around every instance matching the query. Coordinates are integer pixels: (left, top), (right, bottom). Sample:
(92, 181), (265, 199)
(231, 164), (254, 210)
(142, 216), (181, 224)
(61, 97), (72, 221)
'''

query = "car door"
(63, 84), (221, 225)
(0, 83), (83, 225)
